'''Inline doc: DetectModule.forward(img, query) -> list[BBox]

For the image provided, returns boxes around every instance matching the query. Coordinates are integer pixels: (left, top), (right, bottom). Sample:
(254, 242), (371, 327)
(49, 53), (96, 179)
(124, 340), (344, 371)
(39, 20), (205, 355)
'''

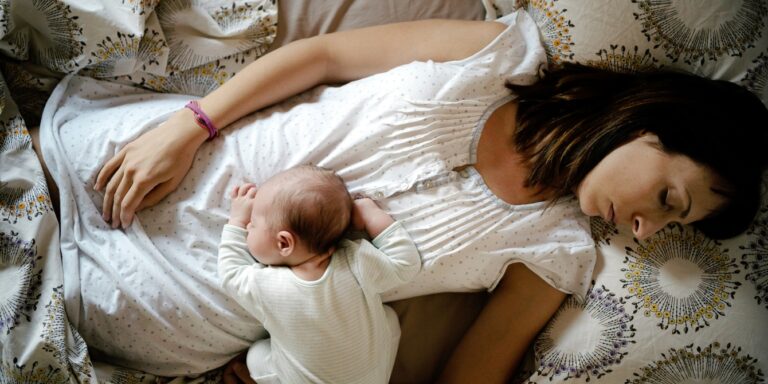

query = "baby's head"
(246, 165), (353, 265)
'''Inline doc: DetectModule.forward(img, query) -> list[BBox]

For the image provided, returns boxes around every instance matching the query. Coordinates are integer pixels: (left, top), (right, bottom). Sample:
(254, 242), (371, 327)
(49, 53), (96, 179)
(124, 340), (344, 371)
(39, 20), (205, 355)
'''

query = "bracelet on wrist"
(184, 100), (218, 141)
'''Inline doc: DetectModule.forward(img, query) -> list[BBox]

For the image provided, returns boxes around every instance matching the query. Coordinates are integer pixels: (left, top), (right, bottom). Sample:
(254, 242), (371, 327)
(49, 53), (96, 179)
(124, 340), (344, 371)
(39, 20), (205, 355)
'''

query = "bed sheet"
(0, 0), (278, 382)
(2, 0), (767, 383)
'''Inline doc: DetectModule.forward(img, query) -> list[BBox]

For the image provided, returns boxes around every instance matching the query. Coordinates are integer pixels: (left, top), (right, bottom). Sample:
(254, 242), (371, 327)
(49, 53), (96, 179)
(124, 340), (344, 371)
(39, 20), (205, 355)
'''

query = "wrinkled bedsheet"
(1, 1), (276, 382)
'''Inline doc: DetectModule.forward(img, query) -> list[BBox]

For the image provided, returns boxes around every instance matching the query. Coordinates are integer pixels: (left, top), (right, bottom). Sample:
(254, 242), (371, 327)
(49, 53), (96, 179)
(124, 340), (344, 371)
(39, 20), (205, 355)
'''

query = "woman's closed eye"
(659, 188), (673, 212)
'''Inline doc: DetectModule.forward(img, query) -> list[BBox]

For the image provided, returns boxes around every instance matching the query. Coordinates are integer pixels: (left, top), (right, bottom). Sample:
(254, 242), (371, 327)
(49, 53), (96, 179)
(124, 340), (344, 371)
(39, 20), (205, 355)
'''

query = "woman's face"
(575, 134), (727, 240)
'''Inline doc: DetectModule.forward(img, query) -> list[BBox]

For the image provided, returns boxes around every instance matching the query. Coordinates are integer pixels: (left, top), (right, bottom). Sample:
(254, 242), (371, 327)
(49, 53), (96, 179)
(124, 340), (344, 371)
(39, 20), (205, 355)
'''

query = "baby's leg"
(29, 125), (60, 217)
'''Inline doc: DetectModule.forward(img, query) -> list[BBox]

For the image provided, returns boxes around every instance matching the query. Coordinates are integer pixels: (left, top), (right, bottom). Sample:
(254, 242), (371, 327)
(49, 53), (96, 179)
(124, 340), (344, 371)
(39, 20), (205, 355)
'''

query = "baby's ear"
(276, 231), (295, 257)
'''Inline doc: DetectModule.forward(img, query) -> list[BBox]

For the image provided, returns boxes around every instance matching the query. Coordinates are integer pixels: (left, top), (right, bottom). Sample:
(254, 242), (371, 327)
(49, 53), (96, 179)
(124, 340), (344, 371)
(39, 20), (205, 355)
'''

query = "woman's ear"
(276, 230), (295, 257)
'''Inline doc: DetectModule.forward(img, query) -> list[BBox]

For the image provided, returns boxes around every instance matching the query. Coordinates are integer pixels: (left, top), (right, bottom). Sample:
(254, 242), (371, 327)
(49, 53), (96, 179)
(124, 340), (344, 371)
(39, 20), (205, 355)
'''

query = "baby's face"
(245, 180), (282, 264)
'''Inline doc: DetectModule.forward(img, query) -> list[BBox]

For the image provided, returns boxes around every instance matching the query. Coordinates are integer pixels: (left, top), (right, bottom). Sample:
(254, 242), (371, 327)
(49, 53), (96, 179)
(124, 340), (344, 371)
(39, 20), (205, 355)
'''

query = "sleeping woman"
(32, 10), (767, 383)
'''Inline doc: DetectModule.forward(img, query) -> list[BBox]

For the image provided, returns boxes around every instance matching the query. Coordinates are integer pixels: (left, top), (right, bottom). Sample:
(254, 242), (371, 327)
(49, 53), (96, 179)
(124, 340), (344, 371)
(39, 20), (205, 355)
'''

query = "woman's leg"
(29, 125), (60, 217)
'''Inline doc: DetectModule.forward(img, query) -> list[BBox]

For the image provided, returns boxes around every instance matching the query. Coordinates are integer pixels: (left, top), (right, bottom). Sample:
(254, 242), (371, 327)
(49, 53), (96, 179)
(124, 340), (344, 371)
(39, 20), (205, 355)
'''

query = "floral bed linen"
(1, 0), (276, 382)
(2, 0), (767, 383)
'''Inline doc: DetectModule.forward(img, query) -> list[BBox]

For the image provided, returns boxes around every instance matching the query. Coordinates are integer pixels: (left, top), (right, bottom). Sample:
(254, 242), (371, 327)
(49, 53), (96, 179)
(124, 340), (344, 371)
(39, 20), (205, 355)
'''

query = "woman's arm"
(204, 19), (506, 130)
(437, 263), (566, 383)
(96, 19), (507, 229)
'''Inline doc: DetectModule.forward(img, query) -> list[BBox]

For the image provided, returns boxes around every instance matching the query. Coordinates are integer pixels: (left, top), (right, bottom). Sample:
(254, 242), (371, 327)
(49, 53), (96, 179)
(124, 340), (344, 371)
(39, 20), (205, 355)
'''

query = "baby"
(218, 165), (421, 383)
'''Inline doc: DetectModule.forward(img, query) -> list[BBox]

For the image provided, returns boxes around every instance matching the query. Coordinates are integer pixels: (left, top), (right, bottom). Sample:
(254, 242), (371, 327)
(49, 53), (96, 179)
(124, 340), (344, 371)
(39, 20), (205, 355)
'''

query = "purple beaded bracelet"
(184, 100), (218, 141)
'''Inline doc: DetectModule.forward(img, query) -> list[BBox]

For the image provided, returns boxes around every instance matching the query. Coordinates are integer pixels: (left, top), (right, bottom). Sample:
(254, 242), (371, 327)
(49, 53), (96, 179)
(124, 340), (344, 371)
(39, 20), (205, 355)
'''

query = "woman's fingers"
(120, 177), (157, 228)
(136, 180), (180, 212)
(102, 167), (123, 223)
(95, 150), (124, 191)
(111, 170), (133, 228)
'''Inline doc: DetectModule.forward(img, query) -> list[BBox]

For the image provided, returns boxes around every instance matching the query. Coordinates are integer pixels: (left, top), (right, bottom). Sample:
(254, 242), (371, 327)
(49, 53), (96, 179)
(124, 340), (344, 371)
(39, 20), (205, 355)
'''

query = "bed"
(1, 0), (766, 383)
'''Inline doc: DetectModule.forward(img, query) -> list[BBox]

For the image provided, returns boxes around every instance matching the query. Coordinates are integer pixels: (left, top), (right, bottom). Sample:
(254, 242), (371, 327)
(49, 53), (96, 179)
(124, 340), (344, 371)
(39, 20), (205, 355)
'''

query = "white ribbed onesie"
(218, 222), (420, 383)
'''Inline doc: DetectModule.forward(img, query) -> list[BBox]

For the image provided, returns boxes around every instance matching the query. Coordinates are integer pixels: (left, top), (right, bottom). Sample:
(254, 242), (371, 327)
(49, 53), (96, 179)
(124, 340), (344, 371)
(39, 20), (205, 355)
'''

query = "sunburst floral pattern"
(590, 216), (619, 246)
(0, 231), (42, 335)
(121, 0), (160, 15)
(40, 286), (94, 382)
(83, 29), (167, 78)
(26, 0), (85, 72)
(626, 342), (764, 384)
(740, 206), (768, 309)
(631, 0), (768, 65)
(0, 1), (10, 38)
(516, 0), (575, 65)
(0, 117), (52, 224)
(531, 284), (635, 381)
(622, 224), (740, 334)
(139, 60), (230, 96)
(587, 45), (659, 74)
(0, 62), (55, 127)
(742, 51), (768, 98)
(158, 0), (277, 72)
(0, 359), (69, 384)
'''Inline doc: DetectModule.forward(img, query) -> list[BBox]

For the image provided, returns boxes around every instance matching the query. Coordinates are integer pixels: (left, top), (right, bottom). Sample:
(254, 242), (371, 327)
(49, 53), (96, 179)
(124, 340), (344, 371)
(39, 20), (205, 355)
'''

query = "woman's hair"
(507, 62), (768, 239)
(269, 165), (353, 254)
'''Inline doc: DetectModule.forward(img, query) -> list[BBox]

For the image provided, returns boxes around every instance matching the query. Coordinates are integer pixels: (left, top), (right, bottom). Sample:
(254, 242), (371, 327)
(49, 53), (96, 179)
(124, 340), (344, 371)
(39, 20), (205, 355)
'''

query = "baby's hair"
(268, 165), (353, 255)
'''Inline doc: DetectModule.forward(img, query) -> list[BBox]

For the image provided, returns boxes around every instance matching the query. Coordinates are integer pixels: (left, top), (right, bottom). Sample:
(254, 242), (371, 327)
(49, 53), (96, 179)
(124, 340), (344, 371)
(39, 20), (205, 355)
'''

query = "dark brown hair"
(507, 62), (768, 239)
(269, 165), (353, 254)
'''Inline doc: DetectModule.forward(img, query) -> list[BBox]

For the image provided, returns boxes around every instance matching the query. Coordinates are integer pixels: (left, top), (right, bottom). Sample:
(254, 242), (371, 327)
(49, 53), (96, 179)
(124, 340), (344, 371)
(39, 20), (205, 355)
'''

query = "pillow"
(479, 1), (768, 382)
(485, 0), (768, 105)
(516, 212), (768, 383)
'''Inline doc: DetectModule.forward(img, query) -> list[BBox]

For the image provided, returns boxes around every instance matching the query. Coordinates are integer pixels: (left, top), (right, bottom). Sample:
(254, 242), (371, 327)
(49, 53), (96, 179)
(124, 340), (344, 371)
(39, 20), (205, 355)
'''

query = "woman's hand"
(94, 108), (208, 229)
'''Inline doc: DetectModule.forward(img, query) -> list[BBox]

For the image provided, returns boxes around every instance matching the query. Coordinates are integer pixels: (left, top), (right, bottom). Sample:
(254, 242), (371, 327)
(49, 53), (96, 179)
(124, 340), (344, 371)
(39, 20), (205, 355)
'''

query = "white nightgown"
(40, 10), (595, 376)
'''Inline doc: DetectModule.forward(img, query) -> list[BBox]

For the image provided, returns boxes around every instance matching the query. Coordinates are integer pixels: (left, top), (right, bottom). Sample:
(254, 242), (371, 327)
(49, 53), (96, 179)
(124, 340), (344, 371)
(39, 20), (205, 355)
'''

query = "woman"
(36, 10), (766, 383)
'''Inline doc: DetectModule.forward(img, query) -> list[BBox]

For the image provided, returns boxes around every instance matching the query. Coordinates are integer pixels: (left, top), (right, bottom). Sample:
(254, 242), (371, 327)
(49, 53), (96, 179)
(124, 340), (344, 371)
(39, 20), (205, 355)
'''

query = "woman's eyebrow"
(679, 189), (691, 219)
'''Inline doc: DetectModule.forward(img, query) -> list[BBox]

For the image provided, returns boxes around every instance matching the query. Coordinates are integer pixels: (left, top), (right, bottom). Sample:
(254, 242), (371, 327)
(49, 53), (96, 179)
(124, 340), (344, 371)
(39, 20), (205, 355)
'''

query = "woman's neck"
(474, 100), (553, 205)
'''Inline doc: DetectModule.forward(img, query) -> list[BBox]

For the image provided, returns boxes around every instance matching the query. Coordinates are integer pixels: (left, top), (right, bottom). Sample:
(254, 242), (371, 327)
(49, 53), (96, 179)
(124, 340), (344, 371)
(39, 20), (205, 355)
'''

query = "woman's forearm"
(196, 37), (329, 131)
(438, 264), (566, 383)
(190, 18), (506, 132)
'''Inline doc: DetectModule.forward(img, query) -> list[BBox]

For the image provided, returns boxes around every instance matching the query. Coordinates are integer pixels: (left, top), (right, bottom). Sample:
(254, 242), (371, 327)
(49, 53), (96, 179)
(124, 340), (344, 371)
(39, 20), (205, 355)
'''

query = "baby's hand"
(228, 183), (257, 228)
(352, 198), (394, 239)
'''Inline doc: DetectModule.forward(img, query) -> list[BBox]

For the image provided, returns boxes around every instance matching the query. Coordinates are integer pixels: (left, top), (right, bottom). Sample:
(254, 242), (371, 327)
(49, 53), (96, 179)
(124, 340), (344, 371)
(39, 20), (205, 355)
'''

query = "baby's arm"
(350, 198), (421, 292)
(352, 198), (394, 238)
(218, 184), (268, 315)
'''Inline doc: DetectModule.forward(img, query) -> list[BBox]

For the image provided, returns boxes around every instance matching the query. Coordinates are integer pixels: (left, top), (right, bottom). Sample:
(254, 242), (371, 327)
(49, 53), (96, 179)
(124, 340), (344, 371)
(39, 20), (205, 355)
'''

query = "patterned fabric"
(481, 1), (768, 382)
(0, 0), (277, 382)
(486, 0), (768, 106)
(0, 0), (277, 126)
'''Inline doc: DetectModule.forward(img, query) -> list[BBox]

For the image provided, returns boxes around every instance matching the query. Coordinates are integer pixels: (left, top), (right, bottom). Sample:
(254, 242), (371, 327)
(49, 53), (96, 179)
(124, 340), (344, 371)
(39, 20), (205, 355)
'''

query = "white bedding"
(40, 11), (595, 376)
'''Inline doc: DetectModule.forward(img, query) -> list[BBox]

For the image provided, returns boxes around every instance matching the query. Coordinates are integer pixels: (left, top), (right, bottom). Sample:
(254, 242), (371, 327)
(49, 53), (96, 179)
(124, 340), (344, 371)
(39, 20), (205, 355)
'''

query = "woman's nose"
(632, 215), (667, 240)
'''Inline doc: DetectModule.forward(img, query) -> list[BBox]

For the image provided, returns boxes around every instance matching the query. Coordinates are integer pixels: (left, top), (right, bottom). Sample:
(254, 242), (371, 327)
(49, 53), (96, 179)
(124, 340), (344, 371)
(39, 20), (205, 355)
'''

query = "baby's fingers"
(235, 183), (257, 197)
